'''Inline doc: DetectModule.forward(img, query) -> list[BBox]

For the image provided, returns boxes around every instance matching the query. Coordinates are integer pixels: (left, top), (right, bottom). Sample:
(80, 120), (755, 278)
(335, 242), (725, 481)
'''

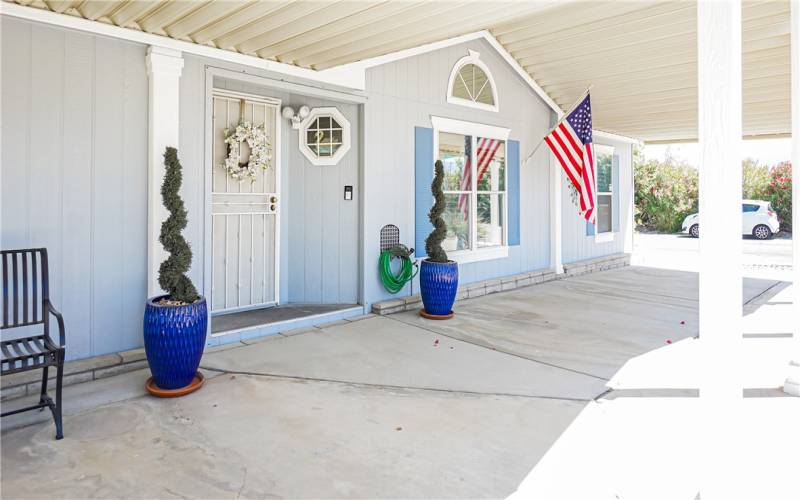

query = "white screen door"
(211, 91), (280, 313)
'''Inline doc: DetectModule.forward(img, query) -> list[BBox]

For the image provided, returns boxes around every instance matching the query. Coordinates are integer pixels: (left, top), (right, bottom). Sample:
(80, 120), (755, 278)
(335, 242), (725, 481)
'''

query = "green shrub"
(425, 160), (449, 263)
(634, 150), (698, 232)
(742, 158), (771, 200)
(635, 148), (792, 234)
(766, 162), (792, 232)
(158, 147), (199, 303)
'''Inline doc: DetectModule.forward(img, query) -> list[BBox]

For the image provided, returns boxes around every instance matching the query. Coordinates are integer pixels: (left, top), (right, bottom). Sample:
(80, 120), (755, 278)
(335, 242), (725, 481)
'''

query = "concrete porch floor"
(0, 266), (789, 499)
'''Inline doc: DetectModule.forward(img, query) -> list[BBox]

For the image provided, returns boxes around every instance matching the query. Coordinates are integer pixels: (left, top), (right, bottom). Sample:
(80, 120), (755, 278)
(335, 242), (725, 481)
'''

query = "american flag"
(458, 136), (503, 216)
(544, 93), (596, 223)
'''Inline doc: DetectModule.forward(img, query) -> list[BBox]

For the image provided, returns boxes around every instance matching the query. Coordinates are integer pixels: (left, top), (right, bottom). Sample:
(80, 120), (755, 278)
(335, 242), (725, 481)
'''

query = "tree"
(742, 158), (770, 200)
(158, 147), (200, 303)
(766, 161), (792, 232)
(425, 160), (449, 262)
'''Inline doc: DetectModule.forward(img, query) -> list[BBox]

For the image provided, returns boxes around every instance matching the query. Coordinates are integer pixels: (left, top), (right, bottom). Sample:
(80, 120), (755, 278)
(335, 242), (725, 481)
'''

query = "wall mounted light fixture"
(281, 105), (310, 129)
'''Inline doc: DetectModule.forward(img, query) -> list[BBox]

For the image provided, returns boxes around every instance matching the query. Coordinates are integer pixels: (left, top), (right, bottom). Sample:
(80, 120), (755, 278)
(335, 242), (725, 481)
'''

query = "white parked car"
(681, 200), (780, 240)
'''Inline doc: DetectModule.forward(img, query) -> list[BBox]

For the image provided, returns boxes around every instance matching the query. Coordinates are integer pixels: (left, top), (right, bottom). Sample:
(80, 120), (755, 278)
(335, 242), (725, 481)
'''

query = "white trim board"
(3, 1), (643, 146)
(339, 30), (565, 117)
(0, 1), (365, 90)
(1, 3), (564, 118)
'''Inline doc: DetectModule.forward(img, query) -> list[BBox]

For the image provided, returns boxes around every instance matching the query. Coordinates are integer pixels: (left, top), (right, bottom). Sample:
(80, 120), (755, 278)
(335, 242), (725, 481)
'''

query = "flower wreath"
(222, 121), (272, 182)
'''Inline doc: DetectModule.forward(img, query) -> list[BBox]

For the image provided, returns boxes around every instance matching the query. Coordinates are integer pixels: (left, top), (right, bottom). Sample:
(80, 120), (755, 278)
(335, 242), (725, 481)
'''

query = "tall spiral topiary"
(425, 160), (449, 263)
(158, 147), (199, 303)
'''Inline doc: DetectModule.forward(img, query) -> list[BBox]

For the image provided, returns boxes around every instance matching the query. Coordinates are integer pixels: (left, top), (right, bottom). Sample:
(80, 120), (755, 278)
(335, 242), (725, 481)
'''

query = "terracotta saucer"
(146, 372), (205, 398)
(419, 310), (455, 320)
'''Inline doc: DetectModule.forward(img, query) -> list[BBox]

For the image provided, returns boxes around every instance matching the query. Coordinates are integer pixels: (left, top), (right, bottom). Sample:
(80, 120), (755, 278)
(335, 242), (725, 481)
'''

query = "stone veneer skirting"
(371, 253), (631, 315)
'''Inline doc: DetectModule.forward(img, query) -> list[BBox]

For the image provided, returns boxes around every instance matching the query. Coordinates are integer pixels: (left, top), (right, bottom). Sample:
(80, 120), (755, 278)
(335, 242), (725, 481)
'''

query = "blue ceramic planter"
(143, 296), (208, 390)
(419, 259), (458, 316)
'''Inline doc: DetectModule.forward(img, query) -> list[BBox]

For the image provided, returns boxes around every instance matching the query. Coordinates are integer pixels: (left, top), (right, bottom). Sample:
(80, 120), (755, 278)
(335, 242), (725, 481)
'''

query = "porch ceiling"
(6, 0), (790, 143)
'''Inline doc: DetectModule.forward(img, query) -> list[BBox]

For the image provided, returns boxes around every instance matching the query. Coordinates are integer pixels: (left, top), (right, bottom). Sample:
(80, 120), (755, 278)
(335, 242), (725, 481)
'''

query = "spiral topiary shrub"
(158, 147), (199, 304)
(419, 159), (458, 318)
(425, 160), (449, 263)
(143, 147), (207, 393)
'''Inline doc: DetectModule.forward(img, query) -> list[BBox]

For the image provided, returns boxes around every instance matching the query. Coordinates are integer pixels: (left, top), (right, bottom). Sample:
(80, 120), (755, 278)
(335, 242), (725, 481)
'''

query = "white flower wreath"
(222, 121), (272, 183)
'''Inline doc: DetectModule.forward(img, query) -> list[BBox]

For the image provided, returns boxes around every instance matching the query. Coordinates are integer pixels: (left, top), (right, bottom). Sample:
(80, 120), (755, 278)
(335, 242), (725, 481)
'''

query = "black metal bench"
(1, 248), (65, 439)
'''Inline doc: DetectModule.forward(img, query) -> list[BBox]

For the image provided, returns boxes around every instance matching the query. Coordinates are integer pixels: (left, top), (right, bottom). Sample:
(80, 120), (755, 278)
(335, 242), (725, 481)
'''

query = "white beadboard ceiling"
(6, 0), (791, 142)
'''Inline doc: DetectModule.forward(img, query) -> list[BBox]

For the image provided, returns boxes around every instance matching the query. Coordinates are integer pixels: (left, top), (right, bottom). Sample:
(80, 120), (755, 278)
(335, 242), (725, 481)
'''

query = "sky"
(643, 138), (792, 168)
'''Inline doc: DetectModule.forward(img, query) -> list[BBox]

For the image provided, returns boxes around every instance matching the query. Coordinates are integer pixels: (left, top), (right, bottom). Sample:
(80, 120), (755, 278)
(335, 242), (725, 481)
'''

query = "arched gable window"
(447, 50), (499, 112)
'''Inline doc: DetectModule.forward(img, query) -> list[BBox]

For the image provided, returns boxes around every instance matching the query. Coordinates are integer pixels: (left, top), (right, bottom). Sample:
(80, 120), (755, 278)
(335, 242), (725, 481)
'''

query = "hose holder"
(379, 225), (418, 294)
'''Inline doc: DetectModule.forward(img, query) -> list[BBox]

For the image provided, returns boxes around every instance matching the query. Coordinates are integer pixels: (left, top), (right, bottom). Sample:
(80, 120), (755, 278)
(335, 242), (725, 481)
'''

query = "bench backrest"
(1, 249), (49, 330)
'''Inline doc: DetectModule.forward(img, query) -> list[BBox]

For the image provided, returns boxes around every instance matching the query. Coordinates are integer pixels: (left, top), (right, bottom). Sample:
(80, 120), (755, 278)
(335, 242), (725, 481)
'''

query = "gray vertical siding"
(1, 18), (148, 360)
(2, 19), (635, 359)
(362, 39), (554, 309)
(560, 139), (633, 264)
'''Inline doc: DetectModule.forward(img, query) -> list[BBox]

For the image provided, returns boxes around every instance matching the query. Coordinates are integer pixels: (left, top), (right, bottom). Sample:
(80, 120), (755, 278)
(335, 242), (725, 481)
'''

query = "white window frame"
(446, 50), (499, 113)
(297, 107), (351, 166)
(594, 143), (616, 243)
(431, 116), (511, 264)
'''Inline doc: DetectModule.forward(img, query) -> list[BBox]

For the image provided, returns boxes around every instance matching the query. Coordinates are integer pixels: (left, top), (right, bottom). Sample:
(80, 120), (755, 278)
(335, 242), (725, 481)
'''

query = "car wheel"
(689, 224), (699, 238)
(753, 224), (772, 240)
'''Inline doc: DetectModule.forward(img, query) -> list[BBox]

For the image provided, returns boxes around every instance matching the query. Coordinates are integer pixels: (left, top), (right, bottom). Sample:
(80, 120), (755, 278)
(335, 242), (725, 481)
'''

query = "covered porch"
(1, 0), (799, 498)
(2, 265), (795, 498)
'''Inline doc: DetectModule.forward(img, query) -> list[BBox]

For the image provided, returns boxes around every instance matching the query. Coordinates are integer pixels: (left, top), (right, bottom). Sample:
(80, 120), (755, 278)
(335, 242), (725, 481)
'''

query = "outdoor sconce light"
(282, 105), (310, 129)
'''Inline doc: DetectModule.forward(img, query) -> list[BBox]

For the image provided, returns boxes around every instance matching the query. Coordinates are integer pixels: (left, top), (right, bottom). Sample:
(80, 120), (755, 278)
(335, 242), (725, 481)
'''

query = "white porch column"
(550, 154), (564, 274)
(146, 46), (183, 297)
(783, 0), (800, 396)
(697, 0), (743, 399)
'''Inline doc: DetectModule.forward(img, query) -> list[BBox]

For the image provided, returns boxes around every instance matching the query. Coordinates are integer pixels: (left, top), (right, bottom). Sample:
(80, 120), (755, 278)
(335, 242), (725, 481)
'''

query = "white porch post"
(697, 0), (743, 399)
(783, 0), (800, 396)
(146, 46), (183, 297)
(550, 154), (564, 274)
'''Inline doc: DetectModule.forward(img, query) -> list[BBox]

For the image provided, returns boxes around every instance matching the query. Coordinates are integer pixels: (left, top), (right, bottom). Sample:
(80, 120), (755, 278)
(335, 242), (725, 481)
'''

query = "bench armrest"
(47, 303), (65, 347)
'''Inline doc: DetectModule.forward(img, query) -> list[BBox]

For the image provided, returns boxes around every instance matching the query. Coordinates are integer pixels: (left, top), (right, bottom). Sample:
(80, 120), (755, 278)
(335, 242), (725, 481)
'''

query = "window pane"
(443, 194), (470, 252)
(439, 132), (471, 192)
(742, 204), (758, 213)
(476, 139), (505, 191)
(452, 76), (471, 101)
(598, 194), (612, 233)
(477, 193), (504, 247)
(456, 64), (494, 105)
(596, 149), (613, 193)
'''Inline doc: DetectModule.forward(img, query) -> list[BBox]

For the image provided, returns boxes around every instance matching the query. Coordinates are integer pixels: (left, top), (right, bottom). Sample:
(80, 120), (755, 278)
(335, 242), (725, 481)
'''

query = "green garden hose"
(379, 246), (418, 294)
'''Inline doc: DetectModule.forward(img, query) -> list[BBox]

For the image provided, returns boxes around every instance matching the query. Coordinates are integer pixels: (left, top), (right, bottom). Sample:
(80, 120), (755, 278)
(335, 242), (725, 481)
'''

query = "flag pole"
(523, 84), (593, 165)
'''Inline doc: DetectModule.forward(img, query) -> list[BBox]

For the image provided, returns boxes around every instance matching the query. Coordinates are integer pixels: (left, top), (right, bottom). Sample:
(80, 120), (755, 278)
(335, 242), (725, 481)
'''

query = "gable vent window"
(447, 50), (499, 112)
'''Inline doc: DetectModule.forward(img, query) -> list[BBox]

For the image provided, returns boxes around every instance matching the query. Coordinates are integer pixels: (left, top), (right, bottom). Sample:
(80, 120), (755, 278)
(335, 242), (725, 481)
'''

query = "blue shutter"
(612, 154), (620, 232)
(507, 139), (521, 246)
(415, 127), (434, 258)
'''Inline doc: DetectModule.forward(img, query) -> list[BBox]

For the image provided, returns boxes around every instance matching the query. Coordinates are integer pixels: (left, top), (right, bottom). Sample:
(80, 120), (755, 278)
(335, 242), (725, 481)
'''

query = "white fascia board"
(333, 30), (564, 117)
(0, 1), (365, 91)
(479, 31), (563, 117)
(2, 3), (562, 116)
(593, 129), (642, 145)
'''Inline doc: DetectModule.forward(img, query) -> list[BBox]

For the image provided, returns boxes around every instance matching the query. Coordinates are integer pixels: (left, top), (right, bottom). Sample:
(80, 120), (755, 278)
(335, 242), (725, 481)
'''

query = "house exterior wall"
(1, 17), (148, 360)
(361, 38), (554, 309)
(561, 138), (634, 264)
(1, 17), (635, 360)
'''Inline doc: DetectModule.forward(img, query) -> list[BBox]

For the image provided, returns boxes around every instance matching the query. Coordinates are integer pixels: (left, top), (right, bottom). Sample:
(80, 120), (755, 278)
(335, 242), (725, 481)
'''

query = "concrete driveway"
(0, 266), (785, 499)
(633, 231), (793, 278)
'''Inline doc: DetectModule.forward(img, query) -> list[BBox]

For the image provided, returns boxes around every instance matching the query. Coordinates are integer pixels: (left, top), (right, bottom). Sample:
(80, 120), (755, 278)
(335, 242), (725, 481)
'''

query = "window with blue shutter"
(415, 121), (519, 262)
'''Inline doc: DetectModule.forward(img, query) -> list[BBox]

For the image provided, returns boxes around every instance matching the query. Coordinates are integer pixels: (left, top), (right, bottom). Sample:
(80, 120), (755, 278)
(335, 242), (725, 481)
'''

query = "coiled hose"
(379, 248), (418, 294)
